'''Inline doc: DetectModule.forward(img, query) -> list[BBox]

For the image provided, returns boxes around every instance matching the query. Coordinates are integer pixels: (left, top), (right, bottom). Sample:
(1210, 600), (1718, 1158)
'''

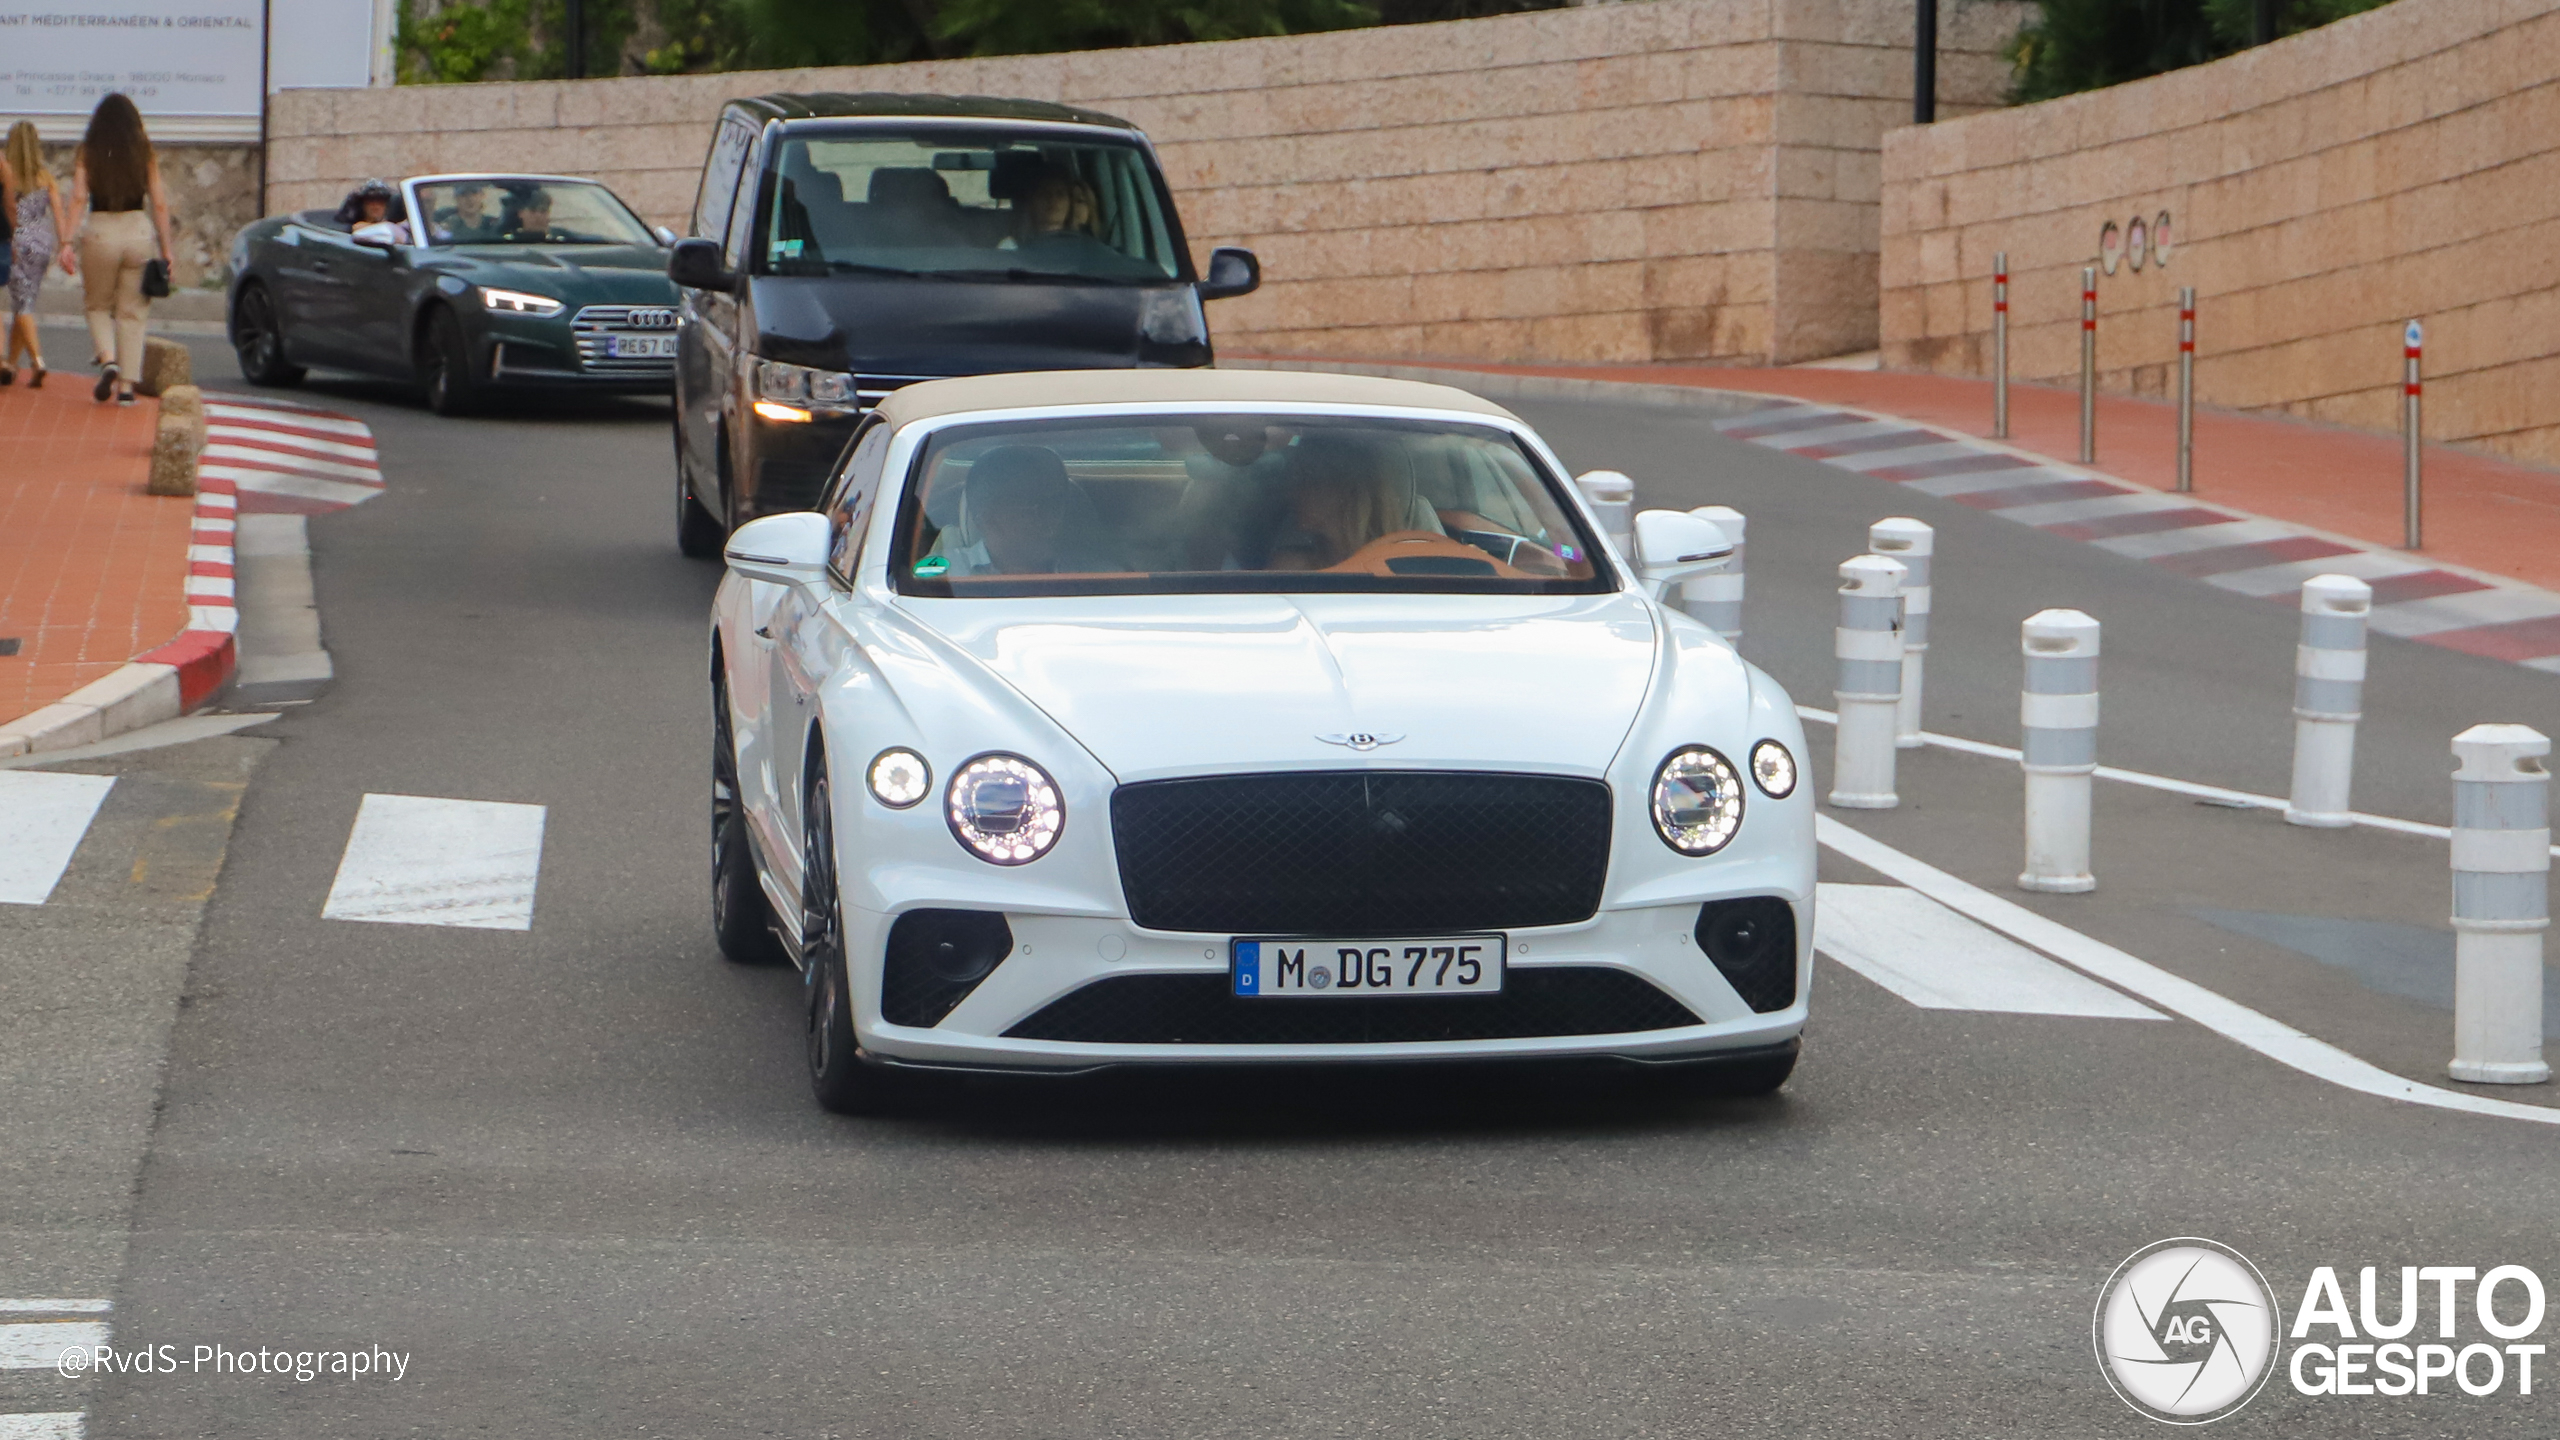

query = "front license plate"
(1232, 936), (1505, 998)
(606, 334), (677, 359)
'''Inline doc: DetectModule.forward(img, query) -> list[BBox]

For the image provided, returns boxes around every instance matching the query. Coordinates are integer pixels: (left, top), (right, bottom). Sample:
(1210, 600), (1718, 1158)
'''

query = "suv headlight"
(946, 754), (1063, 865)
(753, 358), (858, 421)
(481, 287), (562, 315)
(1650, 746), (1745, 856)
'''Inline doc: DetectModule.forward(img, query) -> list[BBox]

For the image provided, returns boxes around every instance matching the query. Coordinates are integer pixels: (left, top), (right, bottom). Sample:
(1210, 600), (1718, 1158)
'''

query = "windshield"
(417, 179), (656, 247)
(760, 131), (1183, 283)
(892, 415), (1611, 598)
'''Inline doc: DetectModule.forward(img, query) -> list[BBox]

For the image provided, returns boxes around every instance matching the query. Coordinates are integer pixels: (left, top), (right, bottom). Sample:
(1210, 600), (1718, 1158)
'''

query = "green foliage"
(933, 0), (1378, 56)
(2004, 0), (2393, 102)
(721, 0), (935, 68)
(398, 0), (533, 83)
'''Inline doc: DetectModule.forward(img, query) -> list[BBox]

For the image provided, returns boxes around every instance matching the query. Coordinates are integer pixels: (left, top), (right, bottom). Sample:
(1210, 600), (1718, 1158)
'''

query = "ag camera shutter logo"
(2094, 1238), (2281, 1424)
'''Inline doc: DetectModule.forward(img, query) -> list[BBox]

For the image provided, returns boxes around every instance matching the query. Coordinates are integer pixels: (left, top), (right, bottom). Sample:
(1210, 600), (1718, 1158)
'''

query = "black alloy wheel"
(802, 764), (904, 1115)
(711, 672), (785, 965)
(232, 283), (306, 387)
(420, 306), (481, 416)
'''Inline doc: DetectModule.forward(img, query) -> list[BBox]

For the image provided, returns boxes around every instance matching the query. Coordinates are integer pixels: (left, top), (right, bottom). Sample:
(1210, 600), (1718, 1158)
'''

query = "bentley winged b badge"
(1317, 731), (1406, 752)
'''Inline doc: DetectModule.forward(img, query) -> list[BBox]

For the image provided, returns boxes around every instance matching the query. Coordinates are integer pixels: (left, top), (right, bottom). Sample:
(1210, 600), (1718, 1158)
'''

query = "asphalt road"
(13, 343), (2560, 1437)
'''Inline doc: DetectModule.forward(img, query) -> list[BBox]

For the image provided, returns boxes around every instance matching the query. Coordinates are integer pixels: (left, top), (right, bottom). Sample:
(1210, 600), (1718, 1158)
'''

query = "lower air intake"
(1003, 966), (1700, 1045)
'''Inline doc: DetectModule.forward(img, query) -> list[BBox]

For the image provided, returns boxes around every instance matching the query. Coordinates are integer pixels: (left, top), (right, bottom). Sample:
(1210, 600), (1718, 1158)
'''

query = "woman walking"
(60, 94), (175, 405)
(1, 120), (73, 387)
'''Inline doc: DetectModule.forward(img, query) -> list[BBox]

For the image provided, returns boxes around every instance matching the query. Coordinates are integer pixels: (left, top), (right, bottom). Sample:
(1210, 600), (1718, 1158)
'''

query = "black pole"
(1914, 0), (1937, 124)
(2253, 0), (2278, 44)
(566, 0), (586, 78)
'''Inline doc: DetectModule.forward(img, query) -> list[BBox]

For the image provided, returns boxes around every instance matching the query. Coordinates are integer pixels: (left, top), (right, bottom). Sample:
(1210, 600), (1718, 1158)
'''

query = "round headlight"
(946, 754), (1063, 865)
(1651, 746), (1745, 856)
(1749, 739), (1797, 799)
(867, 747), (930, 809)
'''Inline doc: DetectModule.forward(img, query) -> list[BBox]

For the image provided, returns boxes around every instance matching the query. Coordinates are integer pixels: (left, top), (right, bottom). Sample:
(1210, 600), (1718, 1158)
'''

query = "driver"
(431, 181), (499, 243)
(501, 188), (558, 242)
(938, 447), (1118, 577)
(1265, 434), (1443, 571)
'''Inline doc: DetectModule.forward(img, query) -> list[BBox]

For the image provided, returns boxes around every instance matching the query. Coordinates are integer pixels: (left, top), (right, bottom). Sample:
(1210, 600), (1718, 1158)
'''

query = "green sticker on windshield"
(913, 556), (950, 578)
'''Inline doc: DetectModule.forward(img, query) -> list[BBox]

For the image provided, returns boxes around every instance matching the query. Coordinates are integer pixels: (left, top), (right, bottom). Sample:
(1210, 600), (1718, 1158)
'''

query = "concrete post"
(2285, 575), (2371, 828)
(2449, 724), (2551, 1085)
(1829, 555), (1906, 810)
(1573, 470), (1635, 561)
(1869, 518), (1932, 748)
(2020, 609), (2099, 893)
(1680, 506), (1746, 643)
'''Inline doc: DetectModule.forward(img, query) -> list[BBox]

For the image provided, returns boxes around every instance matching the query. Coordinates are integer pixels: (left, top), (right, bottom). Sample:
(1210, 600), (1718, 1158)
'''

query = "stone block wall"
(268, 0), (2025, 366)
(1880, 0), (2560, 465)
(19, 142), (259, 292)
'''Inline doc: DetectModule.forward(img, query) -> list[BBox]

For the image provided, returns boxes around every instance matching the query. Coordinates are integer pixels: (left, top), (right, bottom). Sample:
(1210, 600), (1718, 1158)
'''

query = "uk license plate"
(1231, 935), (1505, 997)
(606, 334), (676, 359)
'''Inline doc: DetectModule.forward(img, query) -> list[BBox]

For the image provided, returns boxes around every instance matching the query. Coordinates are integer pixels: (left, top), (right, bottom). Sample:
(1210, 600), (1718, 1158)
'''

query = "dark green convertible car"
(225, 173), (681, 414)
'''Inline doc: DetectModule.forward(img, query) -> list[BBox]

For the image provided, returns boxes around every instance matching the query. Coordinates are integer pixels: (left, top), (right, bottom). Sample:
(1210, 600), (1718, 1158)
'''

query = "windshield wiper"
(824, 261), (961, 281)
(934, 268), (1139, 287)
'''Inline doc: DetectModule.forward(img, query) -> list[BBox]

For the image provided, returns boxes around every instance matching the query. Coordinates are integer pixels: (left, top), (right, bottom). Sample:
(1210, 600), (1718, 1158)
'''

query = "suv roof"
(728, 92), (1142, 133)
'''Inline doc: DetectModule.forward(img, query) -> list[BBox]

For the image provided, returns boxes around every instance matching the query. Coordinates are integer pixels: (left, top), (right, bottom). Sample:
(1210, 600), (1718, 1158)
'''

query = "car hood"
(432, 245), (678, 305)
(749, 273), (1191, 376)
(901, 592), (1660, 784)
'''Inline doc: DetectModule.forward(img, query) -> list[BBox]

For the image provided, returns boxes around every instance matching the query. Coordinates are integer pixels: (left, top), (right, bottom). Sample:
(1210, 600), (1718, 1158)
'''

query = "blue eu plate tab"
(1232, 940), (1259, 995)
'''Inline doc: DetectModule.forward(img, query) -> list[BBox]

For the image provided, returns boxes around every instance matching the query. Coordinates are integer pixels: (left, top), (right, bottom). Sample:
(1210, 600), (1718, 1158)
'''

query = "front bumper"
(841, 898), (1811, 1072)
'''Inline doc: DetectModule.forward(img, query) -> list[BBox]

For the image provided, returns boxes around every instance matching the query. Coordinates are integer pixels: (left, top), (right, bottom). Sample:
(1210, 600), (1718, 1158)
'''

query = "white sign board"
(1, 1), (264, 139)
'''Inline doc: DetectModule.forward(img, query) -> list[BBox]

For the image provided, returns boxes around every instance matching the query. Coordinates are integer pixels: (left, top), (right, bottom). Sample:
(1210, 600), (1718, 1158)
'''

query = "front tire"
(802, 764), (907, 1115)
(712, 673), (785, 966)
(232, 283), (306, 388)
(420, 306), (482, 416)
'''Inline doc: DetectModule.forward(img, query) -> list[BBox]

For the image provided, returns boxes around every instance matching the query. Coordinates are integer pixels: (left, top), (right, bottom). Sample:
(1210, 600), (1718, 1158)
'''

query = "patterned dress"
(9, 187), (58, 315)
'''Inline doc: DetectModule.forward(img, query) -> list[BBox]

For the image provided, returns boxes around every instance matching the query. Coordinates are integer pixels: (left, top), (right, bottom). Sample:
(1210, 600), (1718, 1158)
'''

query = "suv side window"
(722, 128), (767, 270)
(692, 116), (755, 241)
(825, 419), (892, 586)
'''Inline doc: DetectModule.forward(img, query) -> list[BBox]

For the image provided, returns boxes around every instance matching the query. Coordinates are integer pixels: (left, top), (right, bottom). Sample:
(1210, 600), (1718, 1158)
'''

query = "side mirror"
(351, 221), (404, 250)
(668, 237), (736, 291)
(1197, 246), (1259, 301)
(1632, 509), (1734, 599)
(725, 511), (830, 586)
(654, 225), (678, 247)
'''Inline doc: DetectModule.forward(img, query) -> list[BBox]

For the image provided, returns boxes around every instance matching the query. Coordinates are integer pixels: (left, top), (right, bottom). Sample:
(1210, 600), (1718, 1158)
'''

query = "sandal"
(115, 389), (138, 407)
(27, 364), (41, 389)
(0, 364), (15, 386)
(93, 362), (117, 402)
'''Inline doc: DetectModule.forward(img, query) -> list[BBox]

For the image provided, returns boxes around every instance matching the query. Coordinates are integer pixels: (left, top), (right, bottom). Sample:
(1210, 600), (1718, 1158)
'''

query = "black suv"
(666, 91), (1259, 555)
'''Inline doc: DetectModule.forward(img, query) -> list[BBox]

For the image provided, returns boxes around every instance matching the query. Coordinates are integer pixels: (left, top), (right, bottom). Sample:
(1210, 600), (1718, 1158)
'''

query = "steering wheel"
(1322, 530), (1530, 579)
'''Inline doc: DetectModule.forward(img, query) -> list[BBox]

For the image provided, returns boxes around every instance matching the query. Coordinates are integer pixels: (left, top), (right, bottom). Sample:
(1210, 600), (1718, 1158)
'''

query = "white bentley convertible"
(709, 370), (1814, 1112)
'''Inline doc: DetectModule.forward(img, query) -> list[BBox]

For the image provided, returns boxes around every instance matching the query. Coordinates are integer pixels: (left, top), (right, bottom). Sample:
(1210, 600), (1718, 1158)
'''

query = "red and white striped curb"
(0, 395), (380, 757)
(1715, 400), (2560, 676)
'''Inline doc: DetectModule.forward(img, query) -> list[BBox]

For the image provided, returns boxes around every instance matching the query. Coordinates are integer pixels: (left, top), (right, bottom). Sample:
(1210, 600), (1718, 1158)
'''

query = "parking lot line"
(1814, 882), (2165, 1018)
(321, 794), (546, 930)
(0, 773), (116, 906)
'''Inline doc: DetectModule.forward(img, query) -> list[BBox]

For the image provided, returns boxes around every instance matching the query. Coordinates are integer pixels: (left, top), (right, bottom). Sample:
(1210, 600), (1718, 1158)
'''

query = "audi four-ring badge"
(707, 368), (1814, 1113)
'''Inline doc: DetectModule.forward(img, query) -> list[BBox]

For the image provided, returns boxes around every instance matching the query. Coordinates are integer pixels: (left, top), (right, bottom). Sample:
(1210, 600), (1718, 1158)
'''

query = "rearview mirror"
(725, 511), (830, 586)
(1198, 246), (1259, 301)
(1632, 509), (1734, 599)
(668, 237), (736, 291)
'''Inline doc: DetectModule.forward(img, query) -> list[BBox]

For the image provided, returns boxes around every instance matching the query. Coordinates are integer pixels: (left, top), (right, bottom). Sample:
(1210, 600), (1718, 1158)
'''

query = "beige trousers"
(80, 210), (156, 381)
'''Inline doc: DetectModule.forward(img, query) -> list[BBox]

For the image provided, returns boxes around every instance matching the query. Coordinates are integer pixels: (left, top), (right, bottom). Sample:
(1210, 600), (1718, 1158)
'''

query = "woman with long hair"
(61, 93), (176, 405)
(1, 120), (74, 386)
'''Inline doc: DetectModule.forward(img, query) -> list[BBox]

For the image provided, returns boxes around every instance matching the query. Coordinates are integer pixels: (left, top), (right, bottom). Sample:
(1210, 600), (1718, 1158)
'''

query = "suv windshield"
(761, 132), (1182, 284)
(418, 179), (655, 247)
(892, 415), (1611, 598)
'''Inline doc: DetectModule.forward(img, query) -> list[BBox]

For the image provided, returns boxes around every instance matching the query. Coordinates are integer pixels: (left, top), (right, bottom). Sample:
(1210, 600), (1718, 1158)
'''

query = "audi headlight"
(481, 287), (562, 315)
(867, 748), (930, 809)
(1650, 746), (1745, 856)
(1750, 739), (1797, 799)
(946, 754), (1063, 865)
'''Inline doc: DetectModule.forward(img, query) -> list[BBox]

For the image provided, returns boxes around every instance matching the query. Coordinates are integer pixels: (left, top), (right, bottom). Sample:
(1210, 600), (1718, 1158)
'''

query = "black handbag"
(142, 258), (170, 298)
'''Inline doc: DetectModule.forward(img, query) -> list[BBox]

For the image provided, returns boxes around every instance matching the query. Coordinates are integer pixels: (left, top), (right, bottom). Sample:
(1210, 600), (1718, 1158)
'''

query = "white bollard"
(2449, 724), (2551, 1085)
(1680, 505), (1746, 642)
(1573, 470), (1636, 560)
(2019, 609), (2099, 893)
(1829, 555), (1906, 809)
(1869, 518), (1933, 748)
(2285, 574), (2371, 827)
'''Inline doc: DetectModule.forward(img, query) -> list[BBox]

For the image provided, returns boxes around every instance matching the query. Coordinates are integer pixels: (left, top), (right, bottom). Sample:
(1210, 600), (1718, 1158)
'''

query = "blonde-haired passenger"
(0, 120), (72, 387)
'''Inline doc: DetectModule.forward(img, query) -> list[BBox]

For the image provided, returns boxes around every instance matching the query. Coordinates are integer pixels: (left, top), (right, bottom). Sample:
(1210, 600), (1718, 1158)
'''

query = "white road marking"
(202, 423), (379, 462)
(0, 1323), (109, 1370)
(0, 1302), (109, 1314)
(197, 464), (384, 508)
(1814, 882), (2164, 1018)
(198, 444), (381, 483)
(322, 794), (546, 930)
(0, 1414), (84, 1440)
(203, 401), (372, 437)
(1818, 814), (2560, 1128)
(0, 774), (116, 906)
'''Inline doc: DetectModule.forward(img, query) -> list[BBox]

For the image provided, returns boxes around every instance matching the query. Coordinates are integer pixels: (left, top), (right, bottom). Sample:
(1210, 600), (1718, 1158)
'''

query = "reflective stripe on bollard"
(2449, 723), (2551, 1085)
(2286, 574), (2370, 828)
(2020, 609), (2099, 893)
(1573, 470), (1635, 562)
(1829, 555), (1905, 810)
(1681, 505), (1746, 643)
(1869, 517), (1932, 749)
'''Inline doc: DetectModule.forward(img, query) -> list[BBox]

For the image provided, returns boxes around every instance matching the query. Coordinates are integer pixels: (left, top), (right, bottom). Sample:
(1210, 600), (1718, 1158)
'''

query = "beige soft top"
(875, 366), (1521, 427)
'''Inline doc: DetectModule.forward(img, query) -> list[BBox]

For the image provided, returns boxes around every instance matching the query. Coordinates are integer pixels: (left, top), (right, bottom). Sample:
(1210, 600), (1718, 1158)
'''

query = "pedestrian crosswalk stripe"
(0, 1322), (109, 1370)
(0, 1302), (108, 1314)
(1815, 882), (2165, 1019)
(0, 1413), (84, 1440)
(322, 794), (546, 930)
(0, 773), (116, 907)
